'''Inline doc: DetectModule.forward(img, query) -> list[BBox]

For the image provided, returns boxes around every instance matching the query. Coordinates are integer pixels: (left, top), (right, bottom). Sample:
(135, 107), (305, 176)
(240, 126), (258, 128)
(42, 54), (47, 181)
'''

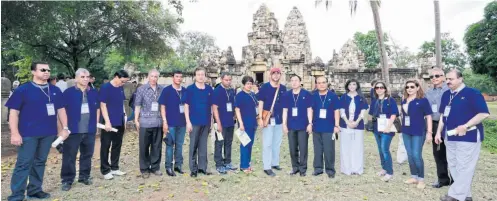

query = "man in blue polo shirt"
(99, 70), (130, 180)
(435, 69), (490, 201)
(160, 70), (187, 176)
(212, 72), (237, 174)
(6, 61), (70, 201)
(60, 68), (99, 191)
(184, 67), (214, 177)
(258, 67), (287, 177)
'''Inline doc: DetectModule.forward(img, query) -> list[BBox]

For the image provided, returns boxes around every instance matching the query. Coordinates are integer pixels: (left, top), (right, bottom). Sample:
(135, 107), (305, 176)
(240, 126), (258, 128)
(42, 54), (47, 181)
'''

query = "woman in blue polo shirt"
(369, 81), (399, 182)
(339, 79), (369, 176)
(400, 80), (433, 189)
(235, 76), (259, 173)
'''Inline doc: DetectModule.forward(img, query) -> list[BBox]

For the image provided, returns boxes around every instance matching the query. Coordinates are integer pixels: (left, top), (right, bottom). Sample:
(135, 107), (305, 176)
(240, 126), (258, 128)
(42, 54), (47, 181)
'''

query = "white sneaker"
(103, 173), (114, 180)
(381, 174), (393, 182)
(110, 170), (127, 176)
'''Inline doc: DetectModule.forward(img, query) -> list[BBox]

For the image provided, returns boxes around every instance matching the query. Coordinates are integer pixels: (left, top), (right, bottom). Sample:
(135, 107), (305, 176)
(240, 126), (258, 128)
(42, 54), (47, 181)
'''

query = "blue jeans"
(61, 133), (96, 184)
(127, 109), (134, 122)
(165, 127), (186, 169)
(9, 135), (55, 201)
(373, 132), (394, 175)
(240, 127), (256, 169)
(402, 133), (426, 179)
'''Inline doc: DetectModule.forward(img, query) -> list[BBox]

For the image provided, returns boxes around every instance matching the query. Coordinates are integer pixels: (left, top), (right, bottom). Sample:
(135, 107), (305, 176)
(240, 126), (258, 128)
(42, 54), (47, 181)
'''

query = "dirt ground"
(1, 128), (497, 201)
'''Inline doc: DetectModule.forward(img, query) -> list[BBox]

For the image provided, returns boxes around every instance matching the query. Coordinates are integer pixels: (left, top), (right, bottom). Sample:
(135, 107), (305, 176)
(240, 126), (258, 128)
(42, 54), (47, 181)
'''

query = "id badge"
(46, 103), (55, 116)
(227, 102), (233, 112)
(431, 104), (438, 113)
(179, 104), (185, 113)
(81, 103), (90, 114)
(151, 102), (159, 112)
(405, 116), (411, 126)
(319, 109), (327, 119)
(292, 107), (298, 117)
(270, 117), (276, 126)
(443, 106), (451, 117)
(255, 107), (259, 115)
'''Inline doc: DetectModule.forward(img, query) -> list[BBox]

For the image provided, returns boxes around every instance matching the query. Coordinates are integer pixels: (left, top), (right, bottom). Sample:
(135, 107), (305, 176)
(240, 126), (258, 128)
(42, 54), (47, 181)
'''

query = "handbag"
(262, 84), (280, 127)
(389, 97), (402, 133)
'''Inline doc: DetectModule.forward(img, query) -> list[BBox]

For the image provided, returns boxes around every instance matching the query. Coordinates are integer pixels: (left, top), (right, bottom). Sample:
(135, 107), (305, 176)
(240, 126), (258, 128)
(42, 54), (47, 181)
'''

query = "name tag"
(81, 103), (89, 114)
(443, 106), (451, 117)
(151, 102), (159, 112)
(255, 107), (259, 115)
(431, 104), (438, 113)
(404, 116), (410, 126)
(46, 103), (55, 116)
(292, 107), (298, 117)
(319, 109), (327, 119)
(227, 102), (233, 112)
(179, 104), (184, 113)
(270, 117), (276, 126)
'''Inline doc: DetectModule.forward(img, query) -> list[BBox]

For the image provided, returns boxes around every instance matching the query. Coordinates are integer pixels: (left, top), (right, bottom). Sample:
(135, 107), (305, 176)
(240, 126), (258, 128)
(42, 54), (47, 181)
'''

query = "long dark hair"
(344, 79), (366, 103)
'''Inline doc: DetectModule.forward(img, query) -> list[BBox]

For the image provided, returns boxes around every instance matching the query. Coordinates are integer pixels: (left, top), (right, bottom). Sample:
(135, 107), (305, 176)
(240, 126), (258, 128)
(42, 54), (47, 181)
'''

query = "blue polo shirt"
(158, 85), (186, 127)
(339, 94), (369, 129)
(5, 82), (64, 137)
(282, 89), (312, 130)
(401, 98), (432, 136)
(185, 84), (213, 126)
(312, 90), (340, 133)
(439, 86), (489, 142)
(234, 90), (258, 129)
(213, 85), (235, 128)
(369, 96), (399, 136)
(257, 82), (286, 124)
(99, 82), (125, 127)
(63, 86), (99, 134)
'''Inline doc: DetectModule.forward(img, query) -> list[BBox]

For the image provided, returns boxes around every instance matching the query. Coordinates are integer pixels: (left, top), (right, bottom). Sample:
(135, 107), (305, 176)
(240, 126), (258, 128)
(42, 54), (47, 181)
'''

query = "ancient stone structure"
(2, 77), (15, 156)
(329, 39), (366, 70)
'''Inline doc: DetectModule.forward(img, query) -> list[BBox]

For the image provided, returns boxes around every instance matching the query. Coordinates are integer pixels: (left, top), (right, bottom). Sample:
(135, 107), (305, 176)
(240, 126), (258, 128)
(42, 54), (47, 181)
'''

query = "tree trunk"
(434, 0), (442, 69)
(370, 1), (390, 86)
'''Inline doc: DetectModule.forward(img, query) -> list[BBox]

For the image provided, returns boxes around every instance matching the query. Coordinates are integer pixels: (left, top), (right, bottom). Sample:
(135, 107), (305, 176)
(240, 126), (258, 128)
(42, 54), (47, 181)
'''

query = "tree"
(316, 0), (391, 85)
(464, 1), (497, 80)
(1, 1), (181, 76)
(419, 33), (467, 71)
(434, 0), (442, 69)
(174, 31), (220, 71)
(354, 30), (391, 68)
(389, 35), (417, 68)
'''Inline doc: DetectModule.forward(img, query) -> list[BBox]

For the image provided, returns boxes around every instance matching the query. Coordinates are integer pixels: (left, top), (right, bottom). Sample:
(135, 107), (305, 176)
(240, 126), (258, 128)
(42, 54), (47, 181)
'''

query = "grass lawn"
(487, 101), (497, 119)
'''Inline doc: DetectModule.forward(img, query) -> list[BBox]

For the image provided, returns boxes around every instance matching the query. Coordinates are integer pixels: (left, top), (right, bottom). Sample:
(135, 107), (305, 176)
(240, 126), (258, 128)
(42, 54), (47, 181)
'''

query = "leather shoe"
(190, 171), (197, 178)
(174, 167), (185, 174)
(312, 171), (323, 176)
(166, 168), (176, 177)
(440, 195), (458, 201)
(289, 169), (300, 175)
(327, 173), (335, 178)
(141, 172), (150, 179)
(272, 166), (282, 171)
(264, 169), (276, 177)
(432, 182), (451, 188)
(61, 183), (71, 191)
(198, 169), (212, 175)
(465, 197), (473, 201)
(27, 191), (51, 199)
(78, 179), (92, 185)
(300, 172), (306, 177)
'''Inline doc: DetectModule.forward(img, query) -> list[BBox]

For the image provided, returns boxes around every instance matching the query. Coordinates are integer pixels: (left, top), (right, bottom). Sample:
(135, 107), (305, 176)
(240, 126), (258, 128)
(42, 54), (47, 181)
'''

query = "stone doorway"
(255, 72), (264, 85)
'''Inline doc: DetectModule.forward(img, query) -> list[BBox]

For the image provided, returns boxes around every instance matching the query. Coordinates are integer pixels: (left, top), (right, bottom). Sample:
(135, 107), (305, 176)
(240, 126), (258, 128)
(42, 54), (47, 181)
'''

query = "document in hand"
(97, 123), (118, 132)
(447, 126), (476, 136)
(235, 129), (251, 147)
(213, 123), (224, 141)
(377, 118), (398, 133)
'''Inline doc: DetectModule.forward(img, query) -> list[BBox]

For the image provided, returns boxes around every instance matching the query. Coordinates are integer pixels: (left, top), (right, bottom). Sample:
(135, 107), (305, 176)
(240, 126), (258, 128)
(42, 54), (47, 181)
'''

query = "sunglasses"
(430, 74), (443, 79)
(39, 68), (51, 73)
(375, 86), (385, 90)
(405, 85), (417, 89)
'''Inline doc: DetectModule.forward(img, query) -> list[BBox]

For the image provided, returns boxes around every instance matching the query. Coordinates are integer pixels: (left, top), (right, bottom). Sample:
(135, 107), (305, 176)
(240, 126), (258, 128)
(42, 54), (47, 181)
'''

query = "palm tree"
(434, 0), (442, 69)
(316, 0), (390, 86)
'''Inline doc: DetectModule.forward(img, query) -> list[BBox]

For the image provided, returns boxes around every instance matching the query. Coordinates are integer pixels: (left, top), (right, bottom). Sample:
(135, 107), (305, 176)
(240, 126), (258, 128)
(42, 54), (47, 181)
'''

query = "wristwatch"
(63, 126), (71, 134)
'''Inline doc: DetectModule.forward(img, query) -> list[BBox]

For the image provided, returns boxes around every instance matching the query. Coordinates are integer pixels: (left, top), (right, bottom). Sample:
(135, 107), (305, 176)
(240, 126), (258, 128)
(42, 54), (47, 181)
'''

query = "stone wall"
(2, 77), (15, 156)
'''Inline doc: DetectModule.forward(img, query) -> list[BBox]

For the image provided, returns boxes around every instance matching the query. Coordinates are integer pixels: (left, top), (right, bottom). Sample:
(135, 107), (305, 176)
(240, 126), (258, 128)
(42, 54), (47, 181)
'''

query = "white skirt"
(340, 128), (364, 175)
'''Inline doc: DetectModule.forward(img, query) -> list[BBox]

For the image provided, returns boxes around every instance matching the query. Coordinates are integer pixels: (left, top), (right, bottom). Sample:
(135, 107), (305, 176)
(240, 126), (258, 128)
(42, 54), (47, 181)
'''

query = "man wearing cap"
(257, 67), (286, 177)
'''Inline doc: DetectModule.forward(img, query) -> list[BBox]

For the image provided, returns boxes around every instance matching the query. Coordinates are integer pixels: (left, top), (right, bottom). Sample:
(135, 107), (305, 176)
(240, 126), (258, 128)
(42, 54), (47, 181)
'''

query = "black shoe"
(432, 182), (451, 188)
(440, 194), (458, 201)
(300, 172), (306, 177)
(190, 171), (197, 178)
(271, 166), (282, 171)
(27, 191), (51, 199)
(312, 171), (323, 176)
(174, 167), (185, 174)
(77, 179), (92, 185)
(264, 169), (276, 177)
(289, 169), (300, 175)
(198, 169), (212, 175)
(152, 170), (163, 176)
(166, 168), (176, 177)
(465, 197), (473, 201)
(141, 172), (150, 179)
(61, 183), (71, 191)
(327, 173), (335, 178)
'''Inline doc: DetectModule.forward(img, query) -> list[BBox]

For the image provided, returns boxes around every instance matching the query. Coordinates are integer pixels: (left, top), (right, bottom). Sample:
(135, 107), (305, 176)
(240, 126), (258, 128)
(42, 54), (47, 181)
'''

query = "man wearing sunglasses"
(425, 68), (451, 188)
(6, 61), (69, 201)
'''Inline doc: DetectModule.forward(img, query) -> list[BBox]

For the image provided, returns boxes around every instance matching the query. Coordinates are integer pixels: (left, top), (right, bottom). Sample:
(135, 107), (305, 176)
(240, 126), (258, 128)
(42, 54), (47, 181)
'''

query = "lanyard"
(174, 86), (182, 103)
(292, 91), (300, 107)
(249, 91), (258, 106)
(448, 91), (460, 106)
(223, 86), (231, 102)
(150, 86), (159, 101)
(403, 98), (413, 116)
(35, 82), (51, 103)
(319, 92), (328, 108)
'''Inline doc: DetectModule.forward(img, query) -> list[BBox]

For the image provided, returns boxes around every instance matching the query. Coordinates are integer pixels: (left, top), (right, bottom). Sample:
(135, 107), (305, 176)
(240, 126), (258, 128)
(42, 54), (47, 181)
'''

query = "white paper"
(319, 109), (327, 119)
(81, 103), (90, 114)
(447, 126), (476, 136)
(235, 129), (251, 146)
(213, 123), (224, 141)
(46, 103), (55, 116)
(377, 117), (398, 133)
(97, 123), (118, 132)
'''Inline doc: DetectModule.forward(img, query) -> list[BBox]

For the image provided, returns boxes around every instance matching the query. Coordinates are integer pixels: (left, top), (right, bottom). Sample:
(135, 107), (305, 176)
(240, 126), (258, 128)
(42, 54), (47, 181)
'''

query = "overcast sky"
(173, 0), (491, 62)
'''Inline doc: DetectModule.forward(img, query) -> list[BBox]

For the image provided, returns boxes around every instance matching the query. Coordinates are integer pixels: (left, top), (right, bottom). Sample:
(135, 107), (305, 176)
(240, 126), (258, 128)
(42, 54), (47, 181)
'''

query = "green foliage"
(464, 1), (497, 80)
(483, 119), (497, 154)
(389, 37), (417, 68)
(353, 31), (391, 68)
(10, 56), (32, 84)
(463, 69), (497, 95)
(419, 33), (467, 71)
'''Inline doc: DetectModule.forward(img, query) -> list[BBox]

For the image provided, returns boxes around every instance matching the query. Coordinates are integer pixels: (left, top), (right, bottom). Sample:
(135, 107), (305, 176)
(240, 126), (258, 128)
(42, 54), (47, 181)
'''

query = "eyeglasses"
(405, 85), (416, 89)
(375, 86), (385, 90)
(430, 74), (443, 79)
(39, 68), (51, 73)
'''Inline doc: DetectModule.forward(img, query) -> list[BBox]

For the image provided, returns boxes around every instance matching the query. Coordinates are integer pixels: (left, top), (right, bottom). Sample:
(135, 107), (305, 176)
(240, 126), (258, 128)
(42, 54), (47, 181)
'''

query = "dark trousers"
(432, 121), (451, 185)
(139, 127), (163, 173)
(61, 133), (96, 184)
(288, 130), (309, 173)
(189, 125), (209, 172)
(214, 126), (235, 168)
(100, 126), (125, 175)
(8, 135), (55, 201)
(313, 132), (336, 175)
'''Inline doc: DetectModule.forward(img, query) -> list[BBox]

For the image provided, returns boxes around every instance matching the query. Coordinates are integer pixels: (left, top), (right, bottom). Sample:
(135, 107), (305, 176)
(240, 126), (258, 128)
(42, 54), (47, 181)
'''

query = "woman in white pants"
(339, 79), (369, 175)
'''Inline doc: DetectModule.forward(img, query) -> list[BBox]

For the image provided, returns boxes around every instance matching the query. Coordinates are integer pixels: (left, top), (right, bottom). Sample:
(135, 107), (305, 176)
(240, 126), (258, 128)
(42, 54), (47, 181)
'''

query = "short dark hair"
(241, 76), (254, 85)
(30, 61), (49, 71)
(449, 69), (463, 78)
(371, 79), (378, 86)
(114, 70), (130, 78)
(48, 76), (57, 82)
(57, 73), (65, 80)
(173, 70), (183, 77)
(345, 79), (366, 100)
(290, 74), (301, 81)
(220, 72), (231, 79)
